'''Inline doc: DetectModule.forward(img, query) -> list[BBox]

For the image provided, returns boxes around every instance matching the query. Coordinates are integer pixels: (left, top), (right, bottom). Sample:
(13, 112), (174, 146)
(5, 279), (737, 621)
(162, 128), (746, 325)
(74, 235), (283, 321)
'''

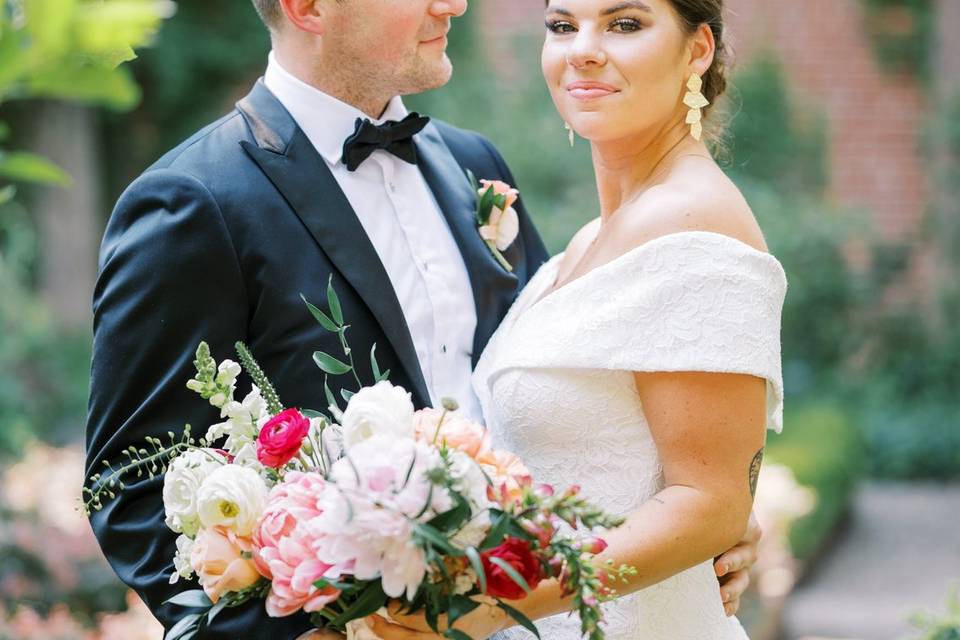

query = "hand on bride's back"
(298, 630), (346, 639)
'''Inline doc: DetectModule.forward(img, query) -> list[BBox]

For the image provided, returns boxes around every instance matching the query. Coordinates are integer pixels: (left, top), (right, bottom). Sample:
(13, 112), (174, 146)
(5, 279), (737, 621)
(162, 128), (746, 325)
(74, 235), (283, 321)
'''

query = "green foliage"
(907, 585), (960, 640)
(861, 0), (933, 80)
(767, 403), (865, 560)
(0, 0), (170, 458)
(725, 55), (829, 196)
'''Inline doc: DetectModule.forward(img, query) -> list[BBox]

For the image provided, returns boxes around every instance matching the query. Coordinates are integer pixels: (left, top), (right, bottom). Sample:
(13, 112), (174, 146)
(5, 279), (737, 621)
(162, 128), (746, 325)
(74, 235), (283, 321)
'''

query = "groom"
(85, 1), (760, 638)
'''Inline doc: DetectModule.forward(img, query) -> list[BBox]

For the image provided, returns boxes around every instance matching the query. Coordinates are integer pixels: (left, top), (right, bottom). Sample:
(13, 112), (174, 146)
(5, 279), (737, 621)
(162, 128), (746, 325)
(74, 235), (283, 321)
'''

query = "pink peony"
(257, 408), (310, 468)
(253, 472), (341, 617)
(190, 527), (263, 604)
(412, 408), (491, 459)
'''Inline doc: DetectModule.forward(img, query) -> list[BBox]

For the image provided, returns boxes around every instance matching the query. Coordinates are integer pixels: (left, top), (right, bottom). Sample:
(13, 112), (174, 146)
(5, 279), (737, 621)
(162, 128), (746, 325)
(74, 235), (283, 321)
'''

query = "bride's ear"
(278, 0), (328, 36)
(687, 23), (716, 78)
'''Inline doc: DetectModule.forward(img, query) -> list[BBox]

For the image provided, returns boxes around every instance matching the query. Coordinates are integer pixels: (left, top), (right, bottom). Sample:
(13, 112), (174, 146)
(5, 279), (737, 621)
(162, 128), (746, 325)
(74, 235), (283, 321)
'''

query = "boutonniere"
(467, 170), (519, 272)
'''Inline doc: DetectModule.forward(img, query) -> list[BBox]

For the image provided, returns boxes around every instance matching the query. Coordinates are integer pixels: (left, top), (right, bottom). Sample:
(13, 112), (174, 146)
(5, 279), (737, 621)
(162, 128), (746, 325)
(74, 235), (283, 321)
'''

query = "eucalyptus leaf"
(497, 601), (540, 638)
(443, 629), (474, 640)
(330, 581), (387, 627)
(447, 595), (481, 628)
(163, 613), (202, 640)
(465, 546), (487, 595)
(327, 275), (344, 325)
(313, 351), (352, 376)
(413, 523), (461, 556)
(489, 556), (532, 595)
(340, 388), (354, 403)
(163, 590), (212, 609)
(301, 293), (339, 332)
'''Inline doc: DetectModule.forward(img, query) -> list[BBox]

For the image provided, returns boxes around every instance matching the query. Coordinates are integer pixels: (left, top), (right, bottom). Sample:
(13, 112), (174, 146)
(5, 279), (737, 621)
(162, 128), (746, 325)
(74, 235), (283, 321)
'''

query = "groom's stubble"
(262, 0), (466, 117)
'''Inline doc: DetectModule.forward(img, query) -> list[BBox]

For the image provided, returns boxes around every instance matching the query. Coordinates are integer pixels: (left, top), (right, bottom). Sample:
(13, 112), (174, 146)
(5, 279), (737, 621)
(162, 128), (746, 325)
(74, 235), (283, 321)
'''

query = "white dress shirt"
(263, 52), (482, 421)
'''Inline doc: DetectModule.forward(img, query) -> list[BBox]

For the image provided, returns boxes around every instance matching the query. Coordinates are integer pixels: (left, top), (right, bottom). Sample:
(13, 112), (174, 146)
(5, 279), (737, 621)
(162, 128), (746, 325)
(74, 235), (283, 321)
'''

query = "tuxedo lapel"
(415, 124), (519, 366)
(235, 81), (431, 407)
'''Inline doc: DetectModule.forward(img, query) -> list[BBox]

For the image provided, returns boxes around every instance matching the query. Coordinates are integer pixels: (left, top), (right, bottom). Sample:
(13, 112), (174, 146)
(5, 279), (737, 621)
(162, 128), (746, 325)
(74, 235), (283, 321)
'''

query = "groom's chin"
(401, 56), (454, 94)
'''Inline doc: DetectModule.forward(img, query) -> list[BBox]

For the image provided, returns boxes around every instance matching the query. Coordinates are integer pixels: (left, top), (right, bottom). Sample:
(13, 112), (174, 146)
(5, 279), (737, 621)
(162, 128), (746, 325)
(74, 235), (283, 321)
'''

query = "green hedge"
(767, 403), (865, 560)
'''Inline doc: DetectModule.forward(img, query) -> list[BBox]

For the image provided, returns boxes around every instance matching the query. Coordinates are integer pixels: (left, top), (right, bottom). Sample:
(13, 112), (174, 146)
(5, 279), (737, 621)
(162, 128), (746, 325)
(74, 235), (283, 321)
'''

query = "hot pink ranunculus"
(253, 472), (341, 617)
(412, 408), (491, 459)
(257, 408), (311, 468)
(190, 527), (262, 604)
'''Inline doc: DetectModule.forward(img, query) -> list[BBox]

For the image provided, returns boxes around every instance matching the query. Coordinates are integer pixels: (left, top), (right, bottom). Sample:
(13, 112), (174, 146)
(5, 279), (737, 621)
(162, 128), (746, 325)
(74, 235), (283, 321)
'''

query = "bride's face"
(541, 0), (696, 143)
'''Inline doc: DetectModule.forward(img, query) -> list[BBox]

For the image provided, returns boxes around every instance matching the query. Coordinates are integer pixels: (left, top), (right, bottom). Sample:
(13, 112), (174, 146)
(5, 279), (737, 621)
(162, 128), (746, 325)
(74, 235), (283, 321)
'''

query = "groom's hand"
(713, 510), (762, 616)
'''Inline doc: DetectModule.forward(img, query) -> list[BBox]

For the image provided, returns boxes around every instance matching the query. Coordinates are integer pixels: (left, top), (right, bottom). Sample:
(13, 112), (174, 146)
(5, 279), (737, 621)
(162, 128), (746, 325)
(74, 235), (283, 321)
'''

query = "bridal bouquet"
(83, 281), (633, 640)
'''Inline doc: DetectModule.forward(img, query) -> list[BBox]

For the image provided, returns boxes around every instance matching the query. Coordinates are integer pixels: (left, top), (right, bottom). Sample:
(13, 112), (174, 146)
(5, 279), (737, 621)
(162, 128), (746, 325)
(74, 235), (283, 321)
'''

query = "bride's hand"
(713, 509), (762, 616)
(365, 599), (508, 639)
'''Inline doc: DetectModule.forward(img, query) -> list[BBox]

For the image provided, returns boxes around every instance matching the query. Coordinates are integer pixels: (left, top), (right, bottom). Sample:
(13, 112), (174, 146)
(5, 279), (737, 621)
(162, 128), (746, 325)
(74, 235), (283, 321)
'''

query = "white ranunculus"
(196, 464), (268, 536)
(169, 534), (196, 584)
(163, 449), (224, 537)
(341, 382), (415, 449)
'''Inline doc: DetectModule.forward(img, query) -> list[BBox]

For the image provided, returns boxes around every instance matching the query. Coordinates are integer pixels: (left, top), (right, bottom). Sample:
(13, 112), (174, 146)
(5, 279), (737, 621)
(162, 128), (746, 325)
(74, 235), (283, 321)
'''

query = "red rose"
(256, 408), (310, 468)
(480, 537), (543, 600)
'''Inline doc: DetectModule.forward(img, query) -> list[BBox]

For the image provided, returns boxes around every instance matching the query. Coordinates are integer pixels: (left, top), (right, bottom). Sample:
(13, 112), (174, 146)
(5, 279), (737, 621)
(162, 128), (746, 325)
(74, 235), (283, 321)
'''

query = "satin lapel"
(415, 124), (519, 366)
(236, 82), (431, 407)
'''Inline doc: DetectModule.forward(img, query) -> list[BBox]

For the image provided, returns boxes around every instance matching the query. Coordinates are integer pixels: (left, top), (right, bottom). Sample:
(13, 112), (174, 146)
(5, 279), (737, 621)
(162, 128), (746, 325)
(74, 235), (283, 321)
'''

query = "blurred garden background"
(0, 0), (958, 638)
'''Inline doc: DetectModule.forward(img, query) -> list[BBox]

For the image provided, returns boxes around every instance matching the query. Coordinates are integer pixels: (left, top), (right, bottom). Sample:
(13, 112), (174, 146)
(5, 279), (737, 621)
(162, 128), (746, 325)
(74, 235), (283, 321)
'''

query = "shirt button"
(389, 183), (397, 193)
(440, 344), (447, 354)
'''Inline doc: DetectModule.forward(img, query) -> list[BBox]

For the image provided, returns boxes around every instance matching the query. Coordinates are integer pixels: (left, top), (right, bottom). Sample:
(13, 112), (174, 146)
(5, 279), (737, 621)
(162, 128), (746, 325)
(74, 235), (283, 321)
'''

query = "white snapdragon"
(162, 448), (224, 537)
(169, 534), (196, 584)
(196, 464), (268, 536)
(205, 384), (270, 455)
(341, 382), (415, 449)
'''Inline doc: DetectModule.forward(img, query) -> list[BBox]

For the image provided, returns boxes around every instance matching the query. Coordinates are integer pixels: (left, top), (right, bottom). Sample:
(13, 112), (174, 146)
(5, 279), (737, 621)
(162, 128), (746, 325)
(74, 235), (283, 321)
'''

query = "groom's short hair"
(250, 0), (282, 28)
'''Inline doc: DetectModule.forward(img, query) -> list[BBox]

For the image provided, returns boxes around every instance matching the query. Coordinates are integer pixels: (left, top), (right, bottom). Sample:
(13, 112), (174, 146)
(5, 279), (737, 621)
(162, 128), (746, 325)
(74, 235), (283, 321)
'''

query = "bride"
(369, 0), (786, 637)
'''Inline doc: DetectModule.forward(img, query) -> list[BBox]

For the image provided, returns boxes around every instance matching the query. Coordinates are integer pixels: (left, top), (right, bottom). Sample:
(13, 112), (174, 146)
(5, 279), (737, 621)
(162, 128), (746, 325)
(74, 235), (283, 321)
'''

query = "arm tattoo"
(749, 448), (764, 498)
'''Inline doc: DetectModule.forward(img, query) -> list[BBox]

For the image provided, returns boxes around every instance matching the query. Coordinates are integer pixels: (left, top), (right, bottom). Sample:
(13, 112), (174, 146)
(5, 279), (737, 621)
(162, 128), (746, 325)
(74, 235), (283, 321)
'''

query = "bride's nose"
(566, 29), (607, 68)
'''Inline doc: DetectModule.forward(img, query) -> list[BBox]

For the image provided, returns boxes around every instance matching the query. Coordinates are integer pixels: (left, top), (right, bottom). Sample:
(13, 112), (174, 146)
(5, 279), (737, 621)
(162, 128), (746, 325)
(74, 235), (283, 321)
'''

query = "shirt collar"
(263, 51), (410, 166)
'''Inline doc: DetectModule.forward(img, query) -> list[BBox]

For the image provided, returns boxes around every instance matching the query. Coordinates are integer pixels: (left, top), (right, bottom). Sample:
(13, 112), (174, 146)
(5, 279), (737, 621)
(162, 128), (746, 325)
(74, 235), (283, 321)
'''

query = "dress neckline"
(523, 230), (779, 317)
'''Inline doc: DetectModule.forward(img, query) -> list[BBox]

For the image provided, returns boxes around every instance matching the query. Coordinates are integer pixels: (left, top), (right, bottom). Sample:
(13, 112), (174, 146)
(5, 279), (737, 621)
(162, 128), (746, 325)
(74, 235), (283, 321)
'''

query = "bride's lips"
(566, 81), (620, 101)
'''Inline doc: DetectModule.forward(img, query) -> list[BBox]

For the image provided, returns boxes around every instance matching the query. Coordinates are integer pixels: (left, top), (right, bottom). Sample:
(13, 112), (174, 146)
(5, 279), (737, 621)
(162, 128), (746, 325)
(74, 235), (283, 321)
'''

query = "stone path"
(779, 482), (960, 640)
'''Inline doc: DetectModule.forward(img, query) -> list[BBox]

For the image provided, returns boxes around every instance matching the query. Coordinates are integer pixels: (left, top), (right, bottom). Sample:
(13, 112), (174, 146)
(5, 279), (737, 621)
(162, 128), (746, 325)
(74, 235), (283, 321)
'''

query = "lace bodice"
(472, 231), (787, 639)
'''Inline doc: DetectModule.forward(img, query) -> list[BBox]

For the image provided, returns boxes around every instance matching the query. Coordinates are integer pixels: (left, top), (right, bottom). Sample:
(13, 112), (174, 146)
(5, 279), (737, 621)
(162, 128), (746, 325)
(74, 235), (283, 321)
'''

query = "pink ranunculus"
(412, 408), (491, 459)
(253, 472), (341, 617)
(257, 408), (311, 468)
(190, 527), (262, 604)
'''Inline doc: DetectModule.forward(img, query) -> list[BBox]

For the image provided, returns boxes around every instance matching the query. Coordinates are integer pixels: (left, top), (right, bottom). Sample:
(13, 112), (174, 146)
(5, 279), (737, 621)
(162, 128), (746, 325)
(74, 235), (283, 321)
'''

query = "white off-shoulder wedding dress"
(472, 231), (788, 639)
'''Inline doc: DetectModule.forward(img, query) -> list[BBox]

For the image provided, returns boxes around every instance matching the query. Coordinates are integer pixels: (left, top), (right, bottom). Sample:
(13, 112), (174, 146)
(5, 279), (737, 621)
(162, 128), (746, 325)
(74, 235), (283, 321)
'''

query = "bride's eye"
(610, 18), (642, 33)
(546, 19), (577, 34)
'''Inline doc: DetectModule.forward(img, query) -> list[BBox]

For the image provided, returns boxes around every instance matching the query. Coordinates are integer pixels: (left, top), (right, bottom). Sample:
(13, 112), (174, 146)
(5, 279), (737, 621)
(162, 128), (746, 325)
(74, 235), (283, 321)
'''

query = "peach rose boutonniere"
(468, 171), (519, 272)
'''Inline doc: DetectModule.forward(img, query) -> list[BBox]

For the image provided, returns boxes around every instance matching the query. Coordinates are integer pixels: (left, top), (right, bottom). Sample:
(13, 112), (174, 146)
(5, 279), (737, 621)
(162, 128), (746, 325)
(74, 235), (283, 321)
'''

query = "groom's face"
(322, 0), (468, 96)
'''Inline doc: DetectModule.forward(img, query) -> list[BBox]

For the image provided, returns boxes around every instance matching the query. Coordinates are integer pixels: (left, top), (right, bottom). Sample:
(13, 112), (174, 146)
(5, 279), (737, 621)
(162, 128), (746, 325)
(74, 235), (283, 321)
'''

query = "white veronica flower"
(196, 464), (268, 536)
(340, 382), (415, 449)
(169, 534), (196, 584)
(163, 449), (224, 537)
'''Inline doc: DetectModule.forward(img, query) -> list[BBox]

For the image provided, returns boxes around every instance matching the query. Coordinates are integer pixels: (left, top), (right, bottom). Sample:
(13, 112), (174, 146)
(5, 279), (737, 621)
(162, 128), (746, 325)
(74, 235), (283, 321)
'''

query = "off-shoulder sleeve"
(480, 232), (788, 433)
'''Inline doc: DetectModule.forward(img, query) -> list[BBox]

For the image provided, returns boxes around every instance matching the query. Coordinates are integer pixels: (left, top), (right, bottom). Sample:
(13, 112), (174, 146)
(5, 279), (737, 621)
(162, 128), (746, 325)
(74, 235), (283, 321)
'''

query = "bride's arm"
(504, 369), (767, 624)
(371, 370), (766, 638)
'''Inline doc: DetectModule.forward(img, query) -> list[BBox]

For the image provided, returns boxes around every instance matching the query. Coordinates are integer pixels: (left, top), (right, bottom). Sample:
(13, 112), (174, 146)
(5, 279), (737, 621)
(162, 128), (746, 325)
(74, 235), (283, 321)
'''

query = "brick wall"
(478, 0), (938, 292)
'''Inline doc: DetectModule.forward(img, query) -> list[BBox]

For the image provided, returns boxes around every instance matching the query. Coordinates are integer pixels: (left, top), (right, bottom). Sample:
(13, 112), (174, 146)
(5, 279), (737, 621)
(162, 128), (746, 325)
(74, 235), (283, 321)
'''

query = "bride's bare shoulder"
(618, 162), (769, 254)
(562, 216), (602, 261)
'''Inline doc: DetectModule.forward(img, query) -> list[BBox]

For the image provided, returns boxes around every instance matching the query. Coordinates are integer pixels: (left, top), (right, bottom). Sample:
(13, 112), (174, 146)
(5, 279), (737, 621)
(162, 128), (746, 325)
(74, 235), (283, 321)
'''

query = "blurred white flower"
(169, 534), (196, 584)
(163, 448), (223, 537)
(341, 382), (415, 449)
(196, 464), (268, 536)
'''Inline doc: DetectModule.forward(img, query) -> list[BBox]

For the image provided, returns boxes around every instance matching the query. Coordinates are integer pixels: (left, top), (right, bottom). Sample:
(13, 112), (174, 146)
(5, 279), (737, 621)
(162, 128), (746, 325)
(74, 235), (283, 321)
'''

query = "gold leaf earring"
(564, 122), (575, 147)
(683, 73), (709, 141)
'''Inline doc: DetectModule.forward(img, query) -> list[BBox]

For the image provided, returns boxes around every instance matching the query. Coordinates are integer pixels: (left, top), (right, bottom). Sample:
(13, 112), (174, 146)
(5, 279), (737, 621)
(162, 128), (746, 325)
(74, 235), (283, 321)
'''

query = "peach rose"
(190, 526), (263, 604)
(478, 180), (520, 251)
(476, 449), (532, 506)
(412, 408), (491, 459)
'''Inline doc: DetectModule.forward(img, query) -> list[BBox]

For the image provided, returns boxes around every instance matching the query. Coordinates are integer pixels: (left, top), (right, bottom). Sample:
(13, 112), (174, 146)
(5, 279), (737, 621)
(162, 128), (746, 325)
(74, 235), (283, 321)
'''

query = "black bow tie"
(342, 112), (430, 172)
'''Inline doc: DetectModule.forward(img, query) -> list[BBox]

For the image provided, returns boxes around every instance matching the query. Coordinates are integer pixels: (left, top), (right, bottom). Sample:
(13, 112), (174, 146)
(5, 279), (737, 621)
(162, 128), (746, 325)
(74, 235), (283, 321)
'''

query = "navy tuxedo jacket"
(86, 81), (549, 638)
